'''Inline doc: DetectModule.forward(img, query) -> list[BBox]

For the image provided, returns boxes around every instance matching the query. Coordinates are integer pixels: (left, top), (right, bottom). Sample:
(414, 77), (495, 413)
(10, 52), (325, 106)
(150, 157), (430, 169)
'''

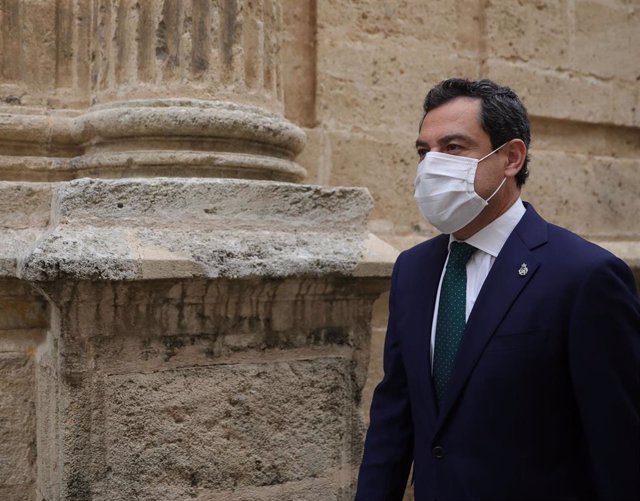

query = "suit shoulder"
(390, 234), (448, 288)
(547, 223), (621, 264)
(544, 223), (635, 285)
(396, 234), (448, 263)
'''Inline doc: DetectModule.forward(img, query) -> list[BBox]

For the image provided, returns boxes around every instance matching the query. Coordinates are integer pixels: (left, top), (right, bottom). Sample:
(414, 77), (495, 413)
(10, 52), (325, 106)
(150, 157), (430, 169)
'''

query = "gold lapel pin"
(518, 263), (528, 276)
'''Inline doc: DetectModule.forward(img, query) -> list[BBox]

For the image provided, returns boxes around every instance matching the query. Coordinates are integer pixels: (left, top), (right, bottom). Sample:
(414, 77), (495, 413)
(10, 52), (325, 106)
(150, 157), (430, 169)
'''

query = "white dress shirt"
(430, 199), (527, 366)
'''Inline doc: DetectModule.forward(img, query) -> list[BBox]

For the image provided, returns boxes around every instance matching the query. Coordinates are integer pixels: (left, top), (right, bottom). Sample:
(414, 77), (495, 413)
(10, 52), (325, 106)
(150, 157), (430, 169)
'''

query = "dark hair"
(423, 78), (531, 187)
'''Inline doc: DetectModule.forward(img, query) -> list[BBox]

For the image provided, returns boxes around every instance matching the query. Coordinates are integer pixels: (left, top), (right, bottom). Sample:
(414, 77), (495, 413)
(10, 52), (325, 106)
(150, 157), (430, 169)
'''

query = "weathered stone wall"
(0, 183), (52, 500)
(33, 275), (382, 500)
(290, 0), (639, 249)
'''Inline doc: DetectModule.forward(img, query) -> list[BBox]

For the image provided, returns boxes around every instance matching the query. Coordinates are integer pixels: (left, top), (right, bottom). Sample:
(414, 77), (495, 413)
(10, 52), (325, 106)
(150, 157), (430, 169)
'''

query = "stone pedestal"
(0, 178), (395, 500)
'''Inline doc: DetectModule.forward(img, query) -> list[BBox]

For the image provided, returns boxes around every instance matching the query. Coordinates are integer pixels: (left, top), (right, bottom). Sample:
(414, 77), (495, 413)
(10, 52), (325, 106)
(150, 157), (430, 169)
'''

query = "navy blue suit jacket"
(355, 204), (640, 501)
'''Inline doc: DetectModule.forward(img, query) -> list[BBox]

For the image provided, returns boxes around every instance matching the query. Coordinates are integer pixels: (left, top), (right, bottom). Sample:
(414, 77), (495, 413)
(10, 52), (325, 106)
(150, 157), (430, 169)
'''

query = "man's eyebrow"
(415, 133), (477, 150)
(437, 133), (476, 146)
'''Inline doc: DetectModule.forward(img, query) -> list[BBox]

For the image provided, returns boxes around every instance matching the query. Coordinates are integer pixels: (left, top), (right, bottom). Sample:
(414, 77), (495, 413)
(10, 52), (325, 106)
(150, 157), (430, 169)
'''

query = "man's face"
(416, 97), (506, 200)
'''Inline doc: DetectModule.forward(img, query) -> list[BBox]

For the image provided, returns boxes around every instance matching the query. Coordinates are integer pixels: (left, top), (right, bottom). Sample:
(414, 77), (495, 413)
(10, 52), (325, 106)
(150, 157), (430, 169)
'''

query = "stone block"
(353, 233), (400, 278)
(0, 485), (34, 501)
(40, 277), (380, 377)
(17, 178), (377, 282)
(315, 0), (481, 131)
(486, 58), (639, 127)
(573, 0), (640, 81)
(34, 351), (60, 501)
(316, 38), (476, 132)
(0, 279), (49, 332)
(52, 178), (369, 231)
(0, 182), (51, 229)
(0, 281), (47, 498)
(485, 0), (570, 68)
(182, 476), (355, 501)
(29, 269), (389, 499)
(531, 117), (640, 159)
(0, 297), (48, 331)
(524, 151), (640, 239)
(0, 183), (53, 276)
(85, 359), (360, 500)
(296, 127), (330, 185)
(318, 0), (466, 45)
(282, 0), (317, 128)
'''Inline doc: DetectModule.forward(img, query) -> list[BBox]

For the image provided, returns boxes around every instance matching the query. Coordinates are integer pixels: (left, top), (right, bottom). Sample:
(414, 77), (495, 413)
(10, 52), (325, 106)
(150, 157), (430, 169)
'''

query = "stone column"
(0, 1), (395, 500)
(0, 0), (305, 182)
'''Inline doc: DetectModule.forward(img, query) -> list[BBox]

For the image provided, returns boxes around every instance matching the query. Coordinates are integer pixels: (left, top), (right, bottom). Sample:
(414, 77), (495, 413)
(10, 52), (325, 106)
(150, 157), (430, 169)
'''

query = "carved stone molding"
(0, 100), (306, 181)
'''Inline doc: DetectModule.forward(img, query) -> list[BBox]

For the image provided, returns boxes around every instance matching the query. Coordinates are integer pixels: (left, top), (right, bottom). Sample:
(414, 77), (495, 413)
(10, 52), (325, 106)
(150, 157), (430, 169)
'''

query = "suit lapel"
(434, 204), (548, 432)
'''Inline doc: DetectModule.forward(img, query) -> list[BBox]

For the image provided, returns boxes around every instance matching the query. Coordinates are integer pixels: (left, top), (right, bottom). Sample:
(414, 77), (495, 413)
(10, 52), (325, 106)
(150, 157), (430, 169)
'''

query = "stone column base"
(0, 100), (306, 182)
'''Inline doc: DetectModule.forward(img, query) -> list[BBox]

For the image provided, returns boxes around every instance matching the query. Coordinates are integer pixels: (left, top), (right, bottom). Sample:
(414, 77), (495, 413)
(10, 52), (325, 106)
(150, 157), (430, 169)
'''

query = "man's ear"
(504, 139), (527, 178)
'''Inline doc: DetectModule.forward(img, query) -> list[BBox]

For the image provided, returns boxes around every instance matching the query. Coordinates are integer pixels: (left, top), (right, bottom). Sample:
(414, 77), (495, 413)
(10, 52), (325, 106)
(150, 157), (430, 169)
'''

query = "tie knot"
(448, 241), (476, 267)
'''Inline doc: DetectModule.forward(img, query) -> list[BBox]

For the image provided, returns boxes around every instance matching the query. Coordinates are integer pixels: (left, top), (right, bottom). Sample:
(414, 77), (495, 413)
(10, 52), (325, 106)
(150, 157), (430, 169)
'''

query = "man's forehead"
(422, 97), (481, 126)
(419, 97), (484, 142)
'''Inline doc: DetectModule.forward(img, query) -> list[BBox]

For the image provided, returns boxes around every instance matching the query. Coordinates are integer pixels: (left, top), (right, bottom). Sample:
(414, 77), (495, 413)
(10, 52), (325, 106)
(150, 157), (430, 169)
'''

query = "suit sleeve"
(568, 255), (640, 500)
(354, 255), (414, 501)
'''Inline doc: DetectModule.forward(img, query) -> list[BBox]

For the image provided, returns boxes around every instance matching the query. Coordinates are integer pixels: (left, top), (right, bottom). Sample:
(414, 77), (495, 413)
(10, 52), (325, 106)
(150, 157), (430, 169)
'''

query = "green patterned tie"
(433, 241), (477, 405)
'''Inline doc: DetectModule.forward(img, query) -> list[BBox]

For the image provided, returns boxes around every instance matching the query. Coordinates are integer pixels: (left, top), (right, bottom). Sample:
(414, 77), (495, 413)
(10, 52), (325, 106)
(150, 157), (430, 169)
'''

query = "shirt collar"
(449, 198), (526, 257)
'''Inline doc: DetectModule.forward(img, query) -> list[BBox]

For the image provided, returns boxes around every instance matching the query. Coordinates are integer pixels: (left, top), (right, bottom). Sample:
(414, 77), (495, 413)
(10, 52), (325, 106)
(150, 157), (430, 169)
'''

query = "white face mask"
(414, 143), (507, 234)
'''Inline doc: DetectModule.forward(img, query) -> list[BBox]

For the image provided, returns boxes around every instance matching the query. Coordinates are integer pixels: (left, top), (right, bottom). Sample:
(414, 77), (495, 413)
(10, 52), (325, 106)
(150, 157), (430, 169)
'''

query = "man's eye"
(445, 144), (462, 153)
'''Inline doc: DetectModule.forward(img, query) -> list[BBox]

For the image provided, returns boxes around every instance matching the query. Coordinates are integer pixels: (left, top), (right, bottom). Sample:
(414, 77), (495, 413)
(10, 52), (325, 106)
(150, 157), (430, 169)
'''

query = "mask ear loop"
(478, 141), (509, 163)
(479, 141), (510, 202)
(485, 177), (507, 202)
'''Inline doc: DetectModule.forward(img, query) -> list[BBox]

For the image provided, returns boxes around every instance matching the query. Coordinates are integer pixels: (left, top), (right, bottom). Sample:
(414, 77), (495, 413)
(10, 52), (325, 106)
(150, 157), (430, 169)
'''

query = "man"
(355, 78), (640, 501)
